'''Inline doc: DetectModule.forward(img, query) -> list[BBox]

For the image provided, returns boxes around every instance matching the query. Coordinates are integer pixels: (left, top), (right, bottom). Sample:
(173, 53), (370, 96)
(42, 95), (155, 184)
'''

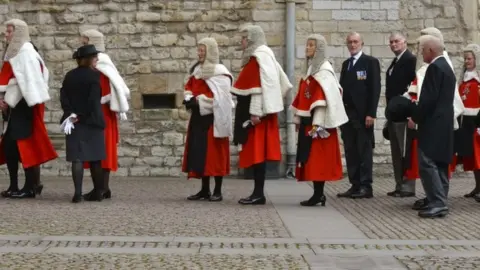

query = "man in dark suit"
(385, 32), (417, 197)
(411, 35), (455, 218)
(338, 32), (381, 199)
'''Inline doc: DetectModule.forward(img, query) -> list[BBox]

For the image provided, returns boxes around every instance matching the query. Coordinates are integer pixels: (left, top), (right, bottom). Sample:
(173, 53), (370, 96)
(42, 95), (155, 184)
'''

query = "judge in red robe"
(292, 35), (348, 206)
(182, 37), (233, 202)
(80, 29), (130, 200)
(0, 19), (57, 198)
(231, 25), (293, 205)
(451, 44), (480, 200)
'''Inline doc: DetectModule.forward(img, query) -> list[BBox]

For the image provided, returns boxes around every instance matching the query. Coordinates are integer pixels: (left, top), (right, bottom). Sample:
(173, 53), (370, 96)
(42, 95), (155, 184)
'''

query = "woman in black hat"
(60, 44), (106, 203)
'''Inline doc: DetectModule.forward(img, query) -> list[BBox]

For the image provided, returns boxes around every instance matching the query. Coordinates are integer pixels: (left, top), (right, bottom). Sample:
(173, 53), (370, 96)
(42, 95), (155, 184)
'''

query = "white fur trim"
(252, 45), (293, 114)
(312, 107), (327, 127)
(96, 53), (130, 113)
(292, 100), (327, 117)
(464, 71), (480, 83)
(4, 83), (22, 108)
(463, 107), (479, 116)
(249, 93), (264, 116)
(196, 94), (214, 116)
(100, 94), (111, 104)
(205, 71), (234, 138)
(9, 42), (50, 107)
(184, 91), (193, 97)
(0, 78), (17, 92)
(230, 86), (262, 96)
(311, 61), (349, 128)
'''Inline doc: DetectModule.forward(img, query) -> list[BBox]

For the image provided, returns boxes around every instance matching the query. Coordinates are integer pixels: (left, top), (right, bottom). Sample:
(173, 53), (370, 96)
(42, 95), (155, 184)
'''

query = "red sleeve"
(184, 76), (194, 92)
(231, 57), (262, 95)
(100, 73), (112, 96)
(0, 62), (14, 86)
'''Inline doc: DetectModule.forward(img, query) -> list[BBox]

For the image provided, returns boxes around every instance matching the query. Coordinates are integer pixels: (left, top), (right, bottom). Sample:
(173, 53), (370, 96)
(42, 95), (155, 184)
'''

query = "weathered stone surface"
(1, 0), (471, 177)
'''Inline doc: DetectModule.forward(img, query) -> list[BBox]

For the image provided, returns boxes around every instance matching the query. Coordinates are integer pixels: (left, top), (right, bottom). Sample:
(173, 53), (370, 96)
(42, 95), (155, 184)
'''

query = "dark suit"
(340, 52), (381, 193)
(411, 56), (455, 208)
(385, 50), (417, 193)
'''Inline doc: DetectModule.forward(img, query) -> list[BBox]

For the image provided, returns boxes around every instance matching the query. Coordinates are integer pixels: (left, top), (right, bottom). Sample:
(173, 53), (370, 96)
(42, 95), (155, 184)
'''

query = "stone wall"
(0, 0), (477, 177)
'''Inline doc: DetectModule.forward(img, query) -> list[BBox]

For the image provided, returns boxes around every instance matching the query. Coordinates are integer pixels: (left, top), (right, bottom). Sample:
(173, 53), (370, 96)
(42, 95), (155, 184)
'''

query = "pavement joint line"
(2, 235), (480, 247)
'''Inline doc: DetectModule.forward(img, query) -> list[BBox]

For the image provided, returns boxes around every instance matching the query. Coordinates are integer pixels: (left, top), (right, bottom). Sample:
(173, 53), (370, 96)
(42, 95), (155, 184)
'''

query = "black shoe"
(35, 184), (44, 195)
(418, 207), (449, 218)
(474, 194), (480, 202)
(387, 190), (400, 197)
(337, 187), (357, 198)
(300, 195), (326, 207)
(1, 188), (19, 198)
(10, 190), (36, 199)
(83, 190), (103, 202)
(464, 189), (479, 198)
(103, 189), (111, 199)
(72, 194), (82, 203)
(209, 194), (223, 202)
(412, 198), (428, 210)
(351, 188), (373, 199)
(187, 191), (211, 201)
(238, 196), (266, 205)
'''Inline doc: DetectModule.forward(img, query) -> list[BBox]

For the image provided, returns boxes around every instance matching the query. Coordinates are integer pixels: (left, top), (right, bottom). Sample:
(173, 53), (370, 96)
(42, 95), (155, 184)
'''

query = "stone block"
(387, 10), (399, 20)
(138, 74), (168, 94)
(380, 1), (400, 10)
(309, 10), (332, 21)
(312, 21), (338, 32)
(312, 0), (341, 10)
(252, 10), (284, 22)
(361, 10), (386, 21)
(341, 1), (374, 10)
(332, 10), (361, 20)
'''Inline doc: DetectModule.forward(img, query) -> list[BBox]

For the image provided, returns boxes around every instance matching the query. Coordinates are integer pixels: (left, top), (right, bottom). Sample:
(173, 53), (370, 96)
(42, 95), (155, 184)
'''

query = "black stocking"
(252, 162), (266, 198)
(200, 176), (210, 194)
(313, 182), (325, 198)
(103, 169), (110, 191)
(89, 161), (103, 194)
(71, 161), (84, 196)
(22, 167), (37, 191)
(213, 176), (223, 195)
(6, 158), (19, 191)
(474, 170), (480, 190)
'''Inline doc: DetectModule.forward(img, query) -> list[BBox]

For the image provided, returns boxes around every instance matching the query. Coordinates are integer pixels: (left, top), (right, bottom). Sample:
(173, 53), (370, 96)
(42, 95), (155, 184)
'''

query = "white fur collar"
(464, 70), (480, 83)
(96, 53), (130, 112)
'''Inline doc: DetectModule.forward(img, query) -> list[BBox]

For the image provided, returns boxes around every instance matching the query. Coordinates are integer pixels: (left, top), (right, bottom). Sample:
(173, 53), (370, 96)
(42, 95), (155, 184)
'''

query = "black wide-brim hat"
(385, 95), (415, 123)
(74, 44), (100, 59)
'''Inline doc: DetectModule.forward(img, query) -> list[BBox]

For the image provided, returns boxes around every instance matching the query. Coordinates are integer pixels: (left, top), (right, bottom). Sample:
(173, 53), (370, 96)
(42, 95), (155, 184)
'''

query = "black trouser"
(340, 112), (374, 191)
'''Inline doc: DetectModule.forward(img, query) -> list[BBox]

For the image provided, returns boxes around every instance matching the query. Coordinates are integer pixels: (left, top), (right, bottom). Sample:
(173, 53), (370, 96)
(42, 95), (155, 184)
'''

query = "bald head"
(346, 32), (363, 56)
(419, 35), (443, 63)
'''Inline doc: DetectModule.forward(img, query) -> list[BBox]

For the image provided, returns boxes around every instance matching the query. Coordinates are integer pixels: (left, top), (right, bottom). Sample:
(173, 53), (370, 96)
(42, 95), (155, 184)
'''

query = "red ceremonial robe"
(182, 76), (230, 178)
(291, 76), (343, 181)
(0, 62), (57, 168)
(452, 78), (480, 171)
(84, 73), (119, 171)
(233, 57), (282, 168)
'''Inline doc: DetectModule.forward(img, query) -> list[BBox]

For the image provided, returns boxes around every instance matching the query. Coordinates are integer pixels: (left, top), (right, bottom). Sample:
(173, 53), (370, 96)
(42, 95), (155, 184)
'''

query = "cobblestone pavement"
(324, 175), (480, 240)
(0, 176), (479, 269)
(0, 177), (288, 238)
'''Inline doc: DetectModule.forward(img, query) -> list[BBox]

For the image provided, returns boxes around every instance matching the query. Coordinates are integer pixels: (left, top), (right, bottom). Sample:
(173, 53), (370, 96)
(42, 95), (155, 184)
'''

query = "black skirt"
(65, 123), (105, 162)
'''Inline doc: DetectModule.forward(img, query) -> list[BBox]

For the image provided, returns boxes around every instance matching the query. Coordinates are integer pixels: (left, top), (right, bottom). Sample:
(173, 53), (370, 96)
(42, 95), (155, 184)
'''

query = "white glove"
(60, 113), (77, 135)
(184, 94), (193, 102)
(477, 128), (480, 135)
(118, 112), (127, 121)
(310, 126), (330, 139)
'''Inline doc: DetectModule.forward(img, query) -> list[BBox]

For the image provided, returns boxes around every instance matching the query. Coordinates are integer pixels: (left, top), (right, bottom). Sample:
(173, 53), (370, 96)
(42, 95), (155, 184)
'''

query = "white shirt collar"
(351, 51), (362, 60)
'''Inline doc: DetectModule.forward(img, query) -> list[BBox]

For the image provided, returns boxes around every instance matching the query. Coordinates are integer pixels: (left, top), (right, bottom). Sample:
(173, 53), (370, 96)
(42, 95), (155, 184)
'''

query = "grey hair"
(346, 32), (362, 42)
(389, 31), (406, 41)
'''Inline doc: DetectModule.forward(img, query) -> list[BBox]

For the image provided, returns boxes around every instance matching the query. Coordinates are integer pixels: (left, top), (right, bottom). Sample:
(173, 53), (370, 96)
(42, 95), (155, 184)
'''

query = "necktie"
(347, 57), (355, 71)
(388, 57), (397, 76)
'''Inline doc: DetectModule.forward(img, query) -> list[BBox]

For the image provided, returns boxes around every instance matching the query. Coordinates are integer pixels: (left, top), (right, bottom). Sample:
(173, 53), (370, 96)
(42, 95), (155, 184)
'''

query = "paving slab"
(266, 180), (367, 239)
